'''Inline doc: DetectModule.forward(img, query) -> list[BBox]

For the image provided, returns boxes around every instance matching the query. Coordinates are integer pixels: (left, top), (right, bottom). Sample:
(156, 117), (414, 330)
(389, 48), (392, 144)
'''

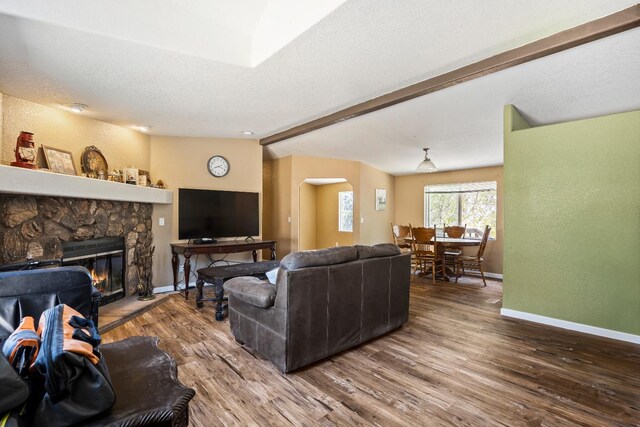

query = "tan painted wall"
(315, 182), (354, 249)
(0, 92), (4, 157)
(263, 157), (293, 259)
(290, 156), (361, 251)
(1, 95), (149, 170)
(298, 182), (317, 250)
(359, 163), (395, 245)
(0, 96), (266, 288)
(264, 155), (396, 256)
(395, 166), (503, 274)
(150, 135), (262, 286)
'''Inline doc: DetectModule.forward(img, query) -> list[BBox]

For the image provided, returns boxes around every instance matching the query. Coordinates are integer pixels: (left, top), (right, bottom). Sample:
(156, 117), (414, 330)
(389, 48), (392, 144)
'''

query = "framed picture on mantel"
(42, 145), (77, 176)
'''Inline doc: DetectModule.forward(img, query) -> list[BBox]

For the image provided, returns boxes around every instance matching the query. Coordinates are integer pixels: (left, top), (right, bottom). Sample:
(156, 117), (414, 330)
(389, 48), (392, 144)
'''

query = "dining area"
(391, 223), (492, 286)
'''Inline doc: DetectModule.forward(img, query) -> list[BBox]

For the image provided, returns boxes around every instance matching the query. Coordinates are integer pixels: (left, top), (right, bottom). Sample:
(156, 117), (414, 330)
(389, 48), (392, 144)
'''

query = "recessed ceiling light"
(134, 125), (151, 132)
(242, 131), (254, 135)
(67, 103), (88, 113)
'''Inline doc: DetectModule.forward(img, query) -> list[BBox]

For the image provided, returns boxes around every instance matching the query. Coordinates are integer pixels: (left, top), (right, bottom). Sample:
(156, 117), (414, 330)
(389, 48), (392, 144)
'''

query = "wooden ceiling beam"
(260, 5), (640, 146)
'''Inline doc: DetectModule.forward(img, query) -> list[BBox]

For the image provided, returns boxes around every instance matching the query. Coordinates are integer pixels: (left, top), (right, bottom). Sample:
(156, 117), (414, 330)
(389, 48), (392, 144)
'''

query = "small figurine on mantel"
(11, 131), (38, 169)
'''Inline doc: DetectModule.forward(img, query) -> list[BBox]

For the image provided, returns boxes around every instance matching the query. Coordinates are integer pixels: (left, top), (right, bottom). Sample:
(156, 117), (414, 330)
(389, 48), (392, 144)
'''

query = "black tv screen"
(178, 188), (259, 240)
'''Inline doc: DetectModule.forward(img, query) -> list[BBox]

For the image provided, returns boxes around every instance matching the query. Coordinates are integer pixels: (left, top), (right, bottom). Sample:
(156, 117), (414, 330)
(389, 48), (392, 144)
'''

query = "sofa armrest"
(224, 277), (276, 308)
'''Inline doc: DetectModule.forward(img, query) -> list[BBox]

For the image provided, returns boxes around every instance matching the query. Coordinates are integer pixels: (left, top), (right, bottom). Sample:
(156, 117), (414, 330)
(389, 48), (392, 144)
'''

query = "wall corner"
(504, 105), (532, 136)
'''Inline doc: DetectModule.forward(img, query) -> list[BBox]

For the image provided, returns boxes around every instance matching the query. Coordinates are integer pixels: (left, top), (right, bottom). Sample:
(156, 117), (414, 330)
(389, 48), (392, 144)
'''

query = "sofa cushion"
(355, 243), (401, 260)
(224, 277), (277, 308)
(280, 246), (358, 270)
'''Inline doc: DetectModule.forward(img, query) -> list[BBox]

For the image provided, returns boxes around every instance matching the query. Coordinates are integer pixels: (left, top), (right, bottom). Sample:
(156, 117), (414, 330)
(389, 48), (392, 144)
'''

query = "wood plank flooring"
(98, 293), (169, 333)
(102, 276), (640, 426)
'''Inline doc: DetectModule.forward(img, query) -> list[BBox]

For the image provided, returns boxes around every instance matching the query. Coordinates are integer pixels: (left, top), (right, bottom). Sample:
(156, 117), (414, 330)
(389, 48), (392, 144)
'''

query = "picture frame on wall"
(375, 188), (387, 211)
(41, 145), (77, 175)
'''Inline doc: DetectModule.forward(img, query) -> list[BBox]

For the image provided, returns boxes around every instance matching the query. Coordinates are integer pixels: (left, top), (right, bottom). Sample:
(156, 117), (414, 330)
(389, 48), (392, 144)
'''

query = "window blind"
(424, 181), (497, 194)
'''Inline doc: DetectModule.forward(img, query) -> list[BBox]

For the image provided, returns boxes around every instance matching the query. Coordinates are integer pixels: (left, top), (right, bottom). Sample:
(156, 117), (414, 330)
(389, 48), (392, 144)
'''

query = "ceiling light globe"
(416, 148), (437, 173)
(68, 103), (87, 113)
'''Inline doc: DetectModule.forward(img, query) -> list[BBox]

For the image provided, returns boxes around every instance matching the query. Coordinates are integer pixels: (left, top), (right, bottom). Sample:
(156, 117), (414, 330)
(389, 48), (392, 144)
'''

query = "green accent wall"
(503, 105), (640, 335)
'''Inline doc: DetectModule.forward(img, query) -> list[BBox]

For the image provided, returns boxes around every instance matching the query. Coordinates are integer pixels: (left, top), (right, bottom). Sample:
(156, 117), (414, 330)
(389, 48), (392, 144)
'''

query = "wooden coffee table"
(196, 260), (279, 321)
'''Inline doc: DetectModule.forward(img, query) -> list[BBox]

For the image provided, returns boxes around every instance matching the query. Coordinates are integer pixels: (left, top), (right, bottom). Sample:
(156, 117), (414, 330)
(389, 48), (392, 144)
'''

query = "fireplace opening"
(61, 237), (125, 306)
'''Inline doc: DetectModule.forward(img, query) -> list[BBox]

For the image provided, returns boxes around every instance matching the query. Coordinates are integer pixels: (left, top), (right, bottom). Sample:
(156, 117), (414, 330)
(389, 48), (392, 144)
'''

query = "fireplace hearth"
(62, 238), (125, 305)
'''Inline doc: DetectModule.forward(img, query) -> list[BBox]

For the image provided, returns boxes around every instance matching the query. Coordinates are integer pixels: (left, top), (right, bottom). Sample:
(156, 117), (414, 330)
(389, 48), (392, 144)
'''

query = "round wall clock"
(207, 155), (229, 177)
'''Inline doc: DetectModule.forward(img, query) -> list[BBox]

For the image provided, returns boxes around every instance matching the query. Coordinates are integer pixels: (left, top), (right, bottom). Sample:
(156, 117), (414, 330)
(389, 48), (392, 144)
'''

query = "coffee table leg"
(214, 278), (225, 321)
(195, 278), (204, 309)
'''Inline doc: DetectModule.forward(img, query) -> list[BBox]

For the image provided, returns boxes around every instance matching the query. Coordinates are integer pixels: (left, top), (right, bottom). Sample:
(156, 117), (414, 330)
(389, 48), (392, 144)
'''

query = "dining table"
(406, 236), (482, 281)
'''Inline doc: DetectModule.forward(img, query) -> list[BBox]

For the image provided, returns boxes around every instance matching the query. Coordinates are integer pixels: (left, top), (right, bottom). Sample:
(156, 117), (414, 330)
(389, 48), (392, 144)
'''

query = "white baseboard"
(483, 272), (503, 280)
(500, 308), (640, 345)
(153, 281), (199, 294)
(463, 269), (503, 280)
(153, 285), (177, 294)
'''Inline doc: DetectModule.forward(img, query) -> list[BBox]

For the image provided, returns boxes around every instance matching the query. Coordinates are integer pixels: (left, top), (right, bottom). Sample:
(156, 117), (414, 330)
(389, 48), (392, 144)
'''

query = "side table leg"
(270, 243), (276, 260)
(195, 278), (204, 309)
(183, 251), (191, 300)
(171, 252), (178, 292)
(252, 250), (257, 262)
(214, 278), (225, 321)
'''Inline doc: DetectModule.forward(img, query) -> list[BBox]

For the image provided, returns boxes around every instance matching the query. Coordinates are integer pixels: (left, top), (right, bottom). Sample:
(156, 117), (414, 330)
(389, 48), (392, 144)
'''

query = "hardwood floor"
(102, 276), (640, 426)
(98, 293), (169, 333)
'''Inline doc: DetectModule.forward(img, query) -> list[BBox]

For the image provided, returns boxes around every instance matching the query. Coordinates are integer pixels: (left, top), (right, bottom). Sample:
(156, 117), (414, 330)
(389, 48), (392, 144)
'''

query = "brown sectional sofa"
(224, 244), (411, 373)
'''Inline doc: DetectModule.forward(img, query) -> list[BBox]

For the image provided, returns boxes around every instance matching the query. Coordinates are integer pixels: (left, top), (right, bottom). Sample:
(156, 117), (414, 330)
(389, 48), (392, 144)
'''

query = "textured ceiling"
(0, 0), (348, 67)
(267, 28), (640, 175)
(0, 0), (638, 174)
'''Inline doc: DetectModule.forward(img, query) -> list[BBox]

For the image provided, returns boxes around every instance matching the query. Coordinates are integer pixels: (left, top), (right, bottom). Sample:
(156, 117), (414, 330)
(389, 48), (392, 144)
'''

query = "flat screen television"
(178, 188), (259, 240)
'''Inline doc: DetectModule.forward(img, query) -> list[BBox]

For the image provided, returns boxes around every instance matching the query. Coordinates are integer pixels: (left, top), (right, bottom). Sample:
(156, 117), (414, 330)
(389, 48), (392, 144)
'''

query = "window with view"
(424, 181), (497, 239)
(338, 191), (353, 232)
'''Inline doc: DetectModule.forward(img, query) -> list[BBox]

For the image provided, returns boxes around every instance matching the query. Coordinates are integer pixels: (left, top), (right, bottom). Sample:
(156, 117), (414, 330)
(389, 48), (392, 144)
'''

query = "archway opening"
(299, 178), (353, 250)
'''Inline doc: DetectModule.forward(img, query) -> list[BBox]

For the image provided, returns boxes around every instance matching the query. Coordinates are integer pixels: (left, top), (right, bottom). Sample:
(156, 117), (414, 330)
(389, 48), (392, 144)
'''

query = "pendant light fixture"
(416, 148), (437, 172)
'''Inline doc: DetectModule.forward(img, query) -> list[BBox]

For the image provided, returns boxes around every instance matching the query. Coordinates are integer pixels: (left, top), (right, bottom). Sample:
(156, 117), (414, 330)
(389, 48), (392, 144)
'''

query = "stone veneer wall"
(0, 194), (153, 295)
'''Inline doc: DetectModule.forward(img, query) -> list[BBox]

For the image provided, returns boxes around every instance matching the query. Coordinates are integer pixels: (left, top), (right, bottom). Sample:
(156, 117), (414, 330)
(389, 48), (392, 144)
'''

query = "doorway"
(299, 178), (353, 250)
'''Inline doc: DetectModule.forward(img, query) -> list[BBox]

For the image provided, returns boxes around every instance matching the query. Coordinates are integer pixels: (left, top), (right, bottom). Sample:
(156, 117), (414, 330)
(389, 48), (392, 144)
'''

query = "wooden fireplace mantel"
(0, 164), (172, 204)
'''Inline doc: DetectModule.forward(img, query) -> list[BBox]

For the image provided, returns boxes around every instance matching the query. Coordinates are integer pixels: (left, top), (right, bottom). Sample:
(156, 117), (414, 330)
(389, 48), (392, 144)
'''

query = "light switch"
(287, 216), (291, 223)
(159, 217), (165, 226)
(360, 217), (364, 224)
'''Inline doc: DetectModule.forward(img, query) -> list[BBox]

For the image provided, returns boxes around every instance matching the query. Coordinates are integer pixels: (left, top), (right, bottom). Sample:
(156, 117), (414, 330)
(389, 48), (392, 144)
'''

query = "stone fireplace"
(0, 193), (153, 299)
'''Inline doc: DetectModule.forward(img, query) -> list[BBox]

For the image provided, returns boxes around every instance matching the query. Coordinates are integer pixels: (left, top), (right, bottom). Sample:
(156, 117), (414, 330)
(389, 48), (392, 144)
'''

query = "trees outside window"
(425, 182), (496, 238)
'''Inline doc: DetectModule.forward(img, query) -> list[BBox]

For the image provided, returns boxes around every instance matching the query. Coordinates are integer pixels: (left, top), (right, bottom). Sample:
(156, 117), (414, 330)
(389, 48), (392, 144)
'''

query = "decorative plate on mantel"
(81, 146), (108, 175)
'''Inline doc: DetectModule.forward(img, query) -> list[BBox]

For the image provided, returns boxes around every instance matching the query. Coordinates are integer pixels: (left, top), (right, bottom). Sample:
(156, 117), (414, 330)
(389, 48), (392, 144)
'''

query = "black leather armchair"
(0, 266), (100, 342)
(0, 266), (195, 426)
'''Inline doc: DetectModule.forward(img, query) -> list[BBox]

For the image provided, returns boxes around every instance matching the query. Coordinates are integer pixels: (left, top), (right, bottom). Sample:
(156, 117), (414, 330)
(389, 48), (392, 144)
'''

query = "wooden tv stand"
(170, 239), (276, 299)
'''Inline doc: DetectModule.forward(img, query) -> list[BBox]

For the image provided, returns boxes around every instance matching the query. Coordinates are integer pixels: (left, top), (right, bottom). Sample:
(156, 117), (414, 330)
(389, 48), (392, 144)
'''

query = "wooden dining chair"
(444, 224), (466, 239)
(455, 225), (491, 286)
(410, 226), (440, 284)
(392, 223), (417, 275)
(391, 223), (412, 251)
(444, 224), (466, 278)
